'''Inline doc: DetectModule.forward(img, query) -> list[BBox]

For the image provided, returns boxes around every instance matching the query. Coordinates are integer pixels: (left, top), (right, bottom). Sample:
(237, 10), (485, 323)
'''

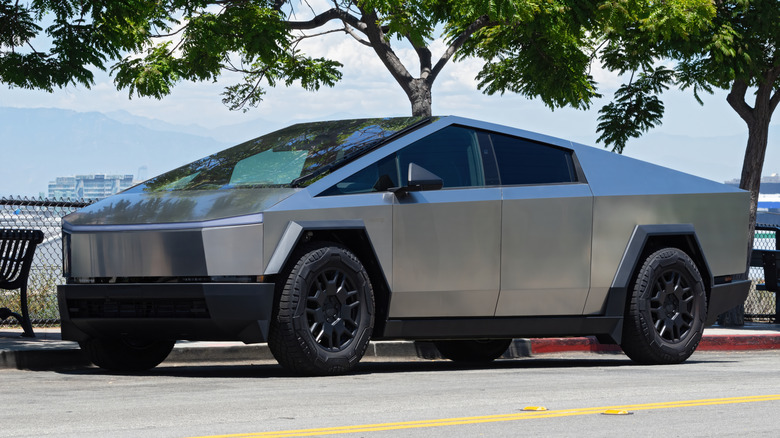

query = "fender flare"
(263, 220), (368, 276)
(599, 224), (712, 343)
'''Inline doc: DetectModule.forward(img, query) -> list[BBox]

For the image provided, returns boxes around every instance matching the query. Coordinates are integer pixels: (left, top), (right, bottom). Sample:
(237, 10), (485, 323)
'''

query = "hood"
(63, 187), (300, 226)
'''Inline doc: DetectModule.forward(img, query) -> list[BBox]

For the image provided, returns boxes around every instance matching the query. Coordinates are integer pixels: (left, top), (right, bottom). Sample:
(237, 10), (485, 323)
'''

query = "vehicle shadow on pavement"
(51, 355), (734, 378)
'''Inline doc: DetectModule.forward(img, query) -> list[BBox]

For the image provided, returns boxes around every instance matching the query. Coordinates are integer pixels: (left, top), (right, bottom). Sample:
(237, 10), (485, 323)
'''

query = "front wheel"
(620, 248), (707, 364)
(268, 243), (374, 375)
(433, 339), (512, 363)
(80, 338), (175, 372)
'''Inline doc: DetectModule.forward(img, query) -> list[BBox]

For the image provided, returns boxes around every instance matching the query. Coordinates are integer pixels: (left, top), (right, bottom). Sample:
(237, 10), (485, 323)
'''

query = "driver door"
(389, 126), (502, 318)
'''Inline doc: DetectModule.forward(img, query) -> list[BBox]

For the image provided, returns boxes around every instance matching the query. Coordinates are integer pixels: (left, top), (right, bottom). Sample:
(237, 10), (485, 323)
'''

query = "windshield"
(129, 117), (429, 193)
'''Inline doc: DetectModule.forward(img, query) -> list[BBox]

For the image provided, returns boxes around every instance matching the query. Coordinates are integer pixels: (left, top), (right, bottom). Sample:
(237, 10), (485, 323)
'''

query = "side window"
(320, 155), (399, 196)
(321, 126), (487, 196)
(489, 133), (577, 185)
(397, 126), (485, 188)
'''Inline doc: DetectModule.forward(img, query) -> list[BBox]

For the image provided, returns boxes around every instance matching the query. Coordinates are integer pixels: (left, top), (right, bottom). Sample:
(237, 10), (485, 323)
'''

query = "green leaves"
(0, 1), (39, 48)
(1, 0), (169, 90)
(596, 66), (674, 153)
(221, 53), (343, 112)
(457, 1), (601, 110)
(112, 43), (180, 100)
(595, 1), (780, 152)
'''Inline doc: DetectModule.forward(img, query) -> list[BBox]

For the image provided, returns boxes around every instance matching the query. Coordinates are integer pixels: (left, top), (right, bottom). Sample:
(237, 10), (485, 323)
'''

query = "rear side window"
(489, 133), (577, 185)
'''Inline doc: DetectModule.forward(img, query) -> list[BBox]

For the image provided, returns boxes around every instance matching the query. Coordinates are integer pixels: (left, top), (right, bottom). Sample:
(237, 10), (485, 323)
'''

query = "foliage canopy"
(1, 0), (714, 117)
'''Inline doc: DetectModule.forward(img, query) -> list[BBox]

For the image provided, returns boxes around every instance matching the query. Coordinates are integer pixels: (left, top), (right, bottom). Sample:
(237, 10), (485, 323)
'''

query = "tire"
(268, 243), (374, 375)
(433, 339), (512, 363)
(80, 338), (175, 372)
(620, 248), (707, 365)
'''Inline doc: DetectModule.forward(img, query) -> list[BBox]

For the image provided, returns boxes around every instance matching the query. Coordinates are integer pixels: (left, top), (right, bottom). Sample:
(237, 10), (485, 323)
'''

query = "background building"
(47, 174), (136, 200)
(726, 174), (780, 195)
(726, 174), (780, 214)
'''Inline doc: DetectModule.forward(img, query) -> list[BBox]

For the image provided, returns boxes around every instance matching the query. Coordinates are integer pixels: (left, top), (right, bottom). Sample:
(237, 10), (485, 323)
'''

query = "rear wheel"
(80, 338), (175, 372)
(620, 248), (706, 364)
(434, 339), (512, 363)
(269, 243), (374, 375)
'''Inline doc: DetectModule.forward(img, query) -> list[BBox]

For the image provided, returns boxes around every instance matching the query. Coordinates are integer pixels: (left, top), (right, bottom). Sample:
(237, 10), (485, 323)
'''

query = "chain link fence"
(745, 223), (779, 322)
(1, 195), (778, 326)
(1, 196), (93, 327)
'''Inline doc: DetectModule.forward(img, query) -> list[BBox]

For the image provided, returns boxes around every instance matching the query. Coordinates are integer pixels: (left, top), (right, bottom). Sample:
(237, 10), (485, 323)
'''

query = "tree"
(1, 0), (710, 118)
(594, 0), (779, 248)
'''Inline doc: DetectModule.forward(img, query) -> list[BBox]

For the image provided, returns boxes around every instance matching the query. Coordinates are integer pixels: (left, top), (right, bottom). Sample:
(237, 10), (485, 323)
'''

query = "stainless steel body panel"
(262, 191), (395, 286)
(202, 224), (264, 276)
(67, 222), (264, 278)
(65, 188), (298, 225)
(496, 184), (593, 316)
(69, 228), (205, 278)
(389, 188), (502, 317)
(583, 192), (750, 313)
(570, 143), (750, 314)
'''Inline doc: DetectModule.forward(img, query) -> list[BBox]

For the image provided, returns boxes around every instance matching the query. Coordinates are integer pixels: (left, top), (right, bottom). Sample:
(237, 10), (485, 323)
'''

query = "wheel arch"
(264, 220), (392, 337)
(600, 224), (712, 344)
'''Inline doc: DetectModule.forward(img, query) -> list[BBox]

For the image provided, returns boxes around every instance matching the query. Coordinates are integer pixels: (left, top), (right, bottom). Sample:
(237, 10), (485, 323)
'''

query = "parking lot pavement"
(1, 324), (779, 370)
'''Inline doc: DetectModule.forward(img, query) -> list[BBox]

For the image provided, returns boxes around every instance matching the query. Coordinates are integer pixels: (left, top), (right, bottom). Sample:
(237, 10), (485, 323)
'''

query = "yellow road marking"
(191, 395), (780, 438)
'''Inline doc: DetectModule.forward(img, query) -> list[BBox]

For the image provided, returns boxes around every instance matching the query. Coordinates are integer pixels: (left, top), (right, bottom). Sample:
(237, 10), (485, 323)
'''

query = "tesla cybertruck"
(58, 116), (750, 374)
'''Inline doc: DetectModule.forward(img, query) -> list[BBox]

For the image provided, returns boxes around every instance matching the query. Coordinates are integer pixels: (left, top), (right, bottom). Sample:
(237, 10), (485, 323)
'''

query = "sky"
(2, 17), (778, 193)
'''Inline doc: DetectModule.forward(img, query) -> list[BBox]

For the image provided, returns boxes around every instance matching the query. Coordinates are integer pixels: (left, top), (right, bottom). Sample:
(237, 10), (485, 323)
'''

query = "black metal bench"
(750, 225), (780, 323)
(0, 229), (44, 337)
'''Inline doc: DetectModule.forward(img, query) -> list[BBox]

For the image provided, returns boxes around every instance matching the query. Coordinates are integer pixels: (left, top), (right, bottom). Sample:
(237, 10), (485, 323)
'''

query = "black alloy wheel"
(269, 243), (374, 375)
(621, 247), (707, 365)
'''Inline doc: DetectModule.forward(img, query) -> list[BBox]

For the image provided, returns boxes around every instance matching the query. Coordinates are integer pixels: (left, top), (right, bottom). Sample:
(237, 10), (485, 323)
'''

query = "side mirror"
(407, 163), (444, 191)
(390, 163), (443, 197)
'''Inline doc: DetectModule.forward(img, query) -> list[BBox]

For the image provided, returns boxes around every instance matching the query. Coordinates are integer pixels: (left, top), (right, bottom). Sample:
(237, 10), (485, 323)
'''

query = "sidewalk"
(1, 324), (779, 370)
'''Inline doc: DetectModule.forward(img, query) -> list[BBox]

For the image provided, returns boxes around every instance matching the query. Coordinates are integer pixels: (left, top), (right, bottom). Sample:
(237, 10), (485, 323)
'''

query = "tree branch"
(344, 25), (371, 47)
(408, 37), (432, 79)
(429, 15), (493, 85)
(151, 25), (187, 39)
(768, 65), (780, 115)
(288, 7), (363, 32)
(271, 0), (285, 12)
(360, 9), (414, 94)
(292, 27), (346, 43)
(726, 79), (754, 125)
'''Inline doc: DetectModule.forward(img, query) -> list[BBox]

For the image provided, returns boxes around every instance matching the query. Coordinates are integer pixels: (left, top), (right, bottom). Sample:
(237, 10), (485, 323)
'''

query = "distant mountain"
(0, 107), (227, 197)
(103, 110), (218, 139)
(102, 109), (353, 144)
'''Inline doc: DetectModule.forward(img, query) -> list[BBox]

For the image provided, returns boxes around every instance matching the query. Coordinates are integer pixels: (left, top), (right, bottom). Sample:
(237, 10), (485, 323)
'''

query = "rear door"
(488, 133), (594, 316)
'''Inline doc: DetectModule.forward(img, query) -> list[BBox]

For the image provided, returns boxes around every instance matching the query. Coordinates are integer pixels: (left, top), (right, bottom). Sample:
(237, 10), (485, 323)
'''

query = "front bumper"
(57, 282), (276, 344)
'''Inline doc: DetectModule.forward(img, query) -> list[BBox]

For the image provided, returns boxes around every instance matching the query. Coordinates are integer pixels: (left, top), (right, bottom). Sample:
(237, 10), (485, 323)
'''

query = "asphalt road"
(2, 351), (779, 437)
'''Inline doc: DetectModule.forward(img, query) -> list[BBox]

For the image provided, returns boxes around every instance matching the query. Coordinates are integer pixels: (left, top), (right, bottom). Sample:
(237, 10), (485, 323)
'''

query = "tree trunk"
(720, 75), (778, 325)
(409, 79), (432, 117)
(738, 116), (771, 243)
(719, 116), (772, 326)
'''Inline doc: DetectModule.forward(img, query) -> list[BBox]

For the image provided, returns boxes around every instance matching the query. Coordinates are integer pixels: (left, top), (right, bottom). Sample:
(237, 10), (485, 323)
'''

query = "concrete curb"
(529, 334), (780, 354)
